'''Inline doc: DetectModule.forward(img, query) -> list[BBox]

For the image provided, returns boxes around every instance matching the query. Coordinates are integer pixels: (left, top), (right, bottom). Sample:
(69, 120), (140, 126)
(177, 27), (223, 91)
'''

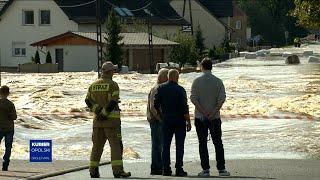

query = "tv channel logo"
(30, 140), (52, 162)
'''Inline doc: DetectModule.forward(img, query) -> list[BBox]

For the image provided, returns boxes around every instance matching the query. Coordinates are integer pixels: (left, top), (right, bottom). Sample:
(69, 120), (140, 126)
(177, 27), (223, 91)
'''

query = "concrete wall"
(47, 45), (97, 72)
(78, 23), (108, 32)
(78, 24), (97, 32)
(152, 25), (181, 38)
(0, 0), (78, 67)
(19, 63), (58, 73)
(170, 0), (226, 48)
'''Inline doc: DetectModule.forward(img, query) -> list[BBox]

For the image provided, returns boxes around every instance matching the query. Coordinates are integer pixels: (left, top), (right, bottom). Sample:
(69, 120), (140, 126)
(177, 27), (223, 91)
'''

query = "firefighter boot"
(114, 171), (131, 178)
(89, 167), (100, 178)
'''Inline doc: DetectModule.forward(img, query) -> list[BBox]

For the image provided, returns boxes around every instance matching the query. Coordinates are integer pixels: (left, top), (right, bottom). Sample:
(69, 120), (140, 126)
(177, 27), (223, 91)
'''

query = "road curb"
(26, 161), (110, 180)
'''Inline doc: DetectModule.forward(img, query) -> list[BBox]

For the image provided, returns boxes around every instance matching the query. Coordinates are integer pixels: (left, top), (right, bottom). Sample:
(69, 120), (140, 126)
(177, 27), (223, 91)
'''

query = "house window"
(23, 10), (34, 25)
(12, 42), (26, 57)
(40, 10), (51, 25)
(236, 20), (242, 30)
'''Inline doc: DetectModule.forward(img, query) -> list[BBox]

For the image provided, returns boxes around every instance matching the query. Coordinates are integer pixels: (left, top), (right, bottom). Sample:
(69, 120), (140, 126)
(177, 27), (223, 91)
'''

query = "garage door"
(132, 49), (164, 73)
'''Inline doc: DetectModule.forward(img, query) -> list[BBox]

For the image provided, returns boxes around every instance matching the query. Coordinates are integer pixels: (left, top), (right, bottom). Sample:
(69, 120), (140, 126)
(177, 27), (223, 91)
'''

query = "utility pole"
(188, 0), (194, 35)
(182, 0), (186, 17)
(96, 0), (103, 77)
(0, 49), (1, 86)
(147, 3), (154, 74)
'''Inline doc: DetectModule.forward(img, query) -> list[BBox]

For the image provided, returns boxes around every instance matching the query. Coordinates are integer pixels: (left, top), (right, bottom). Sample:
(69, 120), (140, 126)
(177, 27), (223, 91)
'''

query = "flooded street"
(1, 46), (319, 161)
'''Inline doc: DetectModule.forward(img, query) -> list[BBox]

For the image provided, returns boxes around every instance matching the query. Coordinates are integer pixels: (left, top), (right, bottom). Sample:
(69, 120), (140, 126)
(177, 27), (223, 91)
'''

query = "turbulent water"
(1, 45), (319, 161)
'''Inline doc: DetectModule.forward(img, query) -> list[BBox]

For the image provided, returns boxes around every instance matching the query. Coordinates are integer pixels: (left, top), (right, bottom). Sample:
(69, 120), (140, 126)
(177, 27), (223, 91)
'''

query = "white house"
(30, 31), (178, 72)
(170, 0), (234, 48)
(0, 0), (78, 68)
(0, 0), (187, 71)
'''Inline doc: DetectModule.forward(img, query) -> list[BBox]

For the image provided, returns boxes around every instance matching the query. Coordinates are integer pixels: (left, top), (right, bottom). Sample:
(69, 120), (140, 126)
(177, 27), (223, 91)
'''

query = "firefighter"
(85, 61), (131, 178)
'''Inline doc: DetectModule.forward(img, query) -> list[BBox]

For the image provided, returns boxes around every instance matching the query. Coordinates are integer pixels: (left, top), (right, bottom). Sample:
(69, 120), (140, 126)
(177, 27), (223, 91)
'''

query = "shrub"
(35, 51), (41, 64)
(46, 51), (52, 63)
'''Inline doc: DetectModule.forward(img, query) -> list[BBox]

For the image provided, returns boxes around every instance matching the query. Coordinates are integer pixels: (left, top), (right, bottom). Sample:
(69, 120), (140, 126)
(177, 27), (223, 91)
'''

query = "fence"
(18, 64), (58, 73)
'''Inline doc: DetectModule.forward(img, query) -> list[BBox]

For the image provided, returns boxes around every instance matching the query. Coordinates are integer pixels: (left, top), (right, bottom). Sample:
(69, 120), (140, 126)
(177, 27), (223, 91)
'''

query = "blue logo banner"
(29, 140), (52, 162)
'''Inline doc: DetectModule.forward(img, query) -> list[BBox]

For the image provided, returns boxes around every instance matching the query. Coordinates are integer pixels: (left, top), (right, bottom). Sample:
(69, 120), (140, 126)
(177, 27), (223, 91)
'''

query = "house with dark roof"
(170, 0), (234, 47)
(0, 0), (186, 70)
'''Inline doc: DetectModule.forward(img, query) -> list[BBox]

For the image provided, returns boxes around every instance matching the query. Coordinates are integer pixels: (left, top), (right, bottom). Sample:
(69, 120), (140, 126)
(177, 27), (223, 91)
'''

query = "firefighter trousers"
(89, 127), (124, 174)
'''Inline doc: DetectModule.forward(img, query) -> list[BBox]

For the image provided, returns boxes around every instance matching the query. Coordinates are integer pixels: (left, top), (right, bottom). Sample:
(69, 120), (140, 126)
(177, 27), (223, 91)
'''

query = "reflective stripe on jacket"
(85, 78), (121, 127)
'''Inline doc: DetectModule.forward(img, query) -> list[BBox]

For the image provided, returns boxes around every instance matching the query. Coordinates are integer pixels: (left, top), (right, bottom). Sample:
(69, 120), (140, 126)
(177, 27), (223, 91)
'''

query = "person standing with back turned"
(190, 59), (230, 177)
(154, 69), (191, 177)
(85, 62), (131, 178)
(147, 68), (169, 175)
(0, 85), (17, 171)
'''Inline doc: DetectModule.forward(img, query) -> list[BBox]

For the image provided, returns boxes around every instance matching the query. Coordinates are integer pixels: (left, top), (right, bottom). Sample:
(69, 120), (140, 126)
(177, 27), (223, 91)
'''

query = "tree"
(237, 0), (307, 45)
(105, 9), (123, 70)
(195, 24), (205, 58)
(291, 0), (320, 30)
(45, 51), (52, 63)
(169, 33), (199, 68)
(208, 47), (215, 59)
(35, 50), (40, 64)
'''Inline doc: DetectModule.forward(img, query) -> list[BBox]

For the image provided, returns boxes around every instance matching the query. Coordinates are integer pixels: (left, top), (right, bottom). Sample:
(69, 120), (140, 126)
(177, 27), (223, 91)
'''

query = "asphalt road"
(44, 159), (320, 180)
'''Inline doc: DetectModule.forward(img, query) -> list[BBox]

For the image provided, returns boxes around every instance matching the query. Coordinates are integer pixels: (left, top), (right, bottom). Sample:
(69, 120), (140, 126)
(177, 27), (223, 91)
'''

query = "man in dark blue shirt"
(154, 69), (191, 177)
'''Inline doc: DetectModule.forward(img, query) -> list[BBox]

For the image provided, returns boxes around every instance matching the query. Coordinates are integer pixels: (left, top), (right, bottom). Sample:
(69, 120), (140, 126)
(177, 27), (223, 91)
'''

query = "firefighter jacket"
(86, 78), (121, 127)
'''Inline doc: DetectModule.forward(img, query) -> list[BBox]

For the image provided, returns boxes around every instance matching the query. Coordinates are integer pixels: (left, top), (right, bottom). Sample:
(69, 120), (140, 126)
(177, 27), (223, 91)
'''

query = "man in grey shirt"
(190, 58), (230, 177)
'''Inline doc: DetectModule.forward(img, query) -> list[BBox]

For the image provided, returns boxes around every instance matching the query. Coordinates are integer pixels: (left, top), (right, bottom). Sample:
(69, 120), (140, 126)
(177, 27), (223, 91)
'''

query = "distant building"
(170, 0), (233, 48)
(0, 0), (187, 71)
(30, 31), (178, 72)
(230, 1), (250, 50)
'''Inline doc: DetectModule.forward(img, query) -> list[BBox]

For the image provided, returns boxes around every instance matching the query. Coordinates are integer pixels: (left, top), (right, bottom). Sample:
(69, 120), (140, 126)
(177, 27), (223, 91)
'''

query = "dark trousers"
(162, 120), (186, 171)
(150, 121), (163, 171)
(0, 131), (14, 166)
(195, 118), (225, 171)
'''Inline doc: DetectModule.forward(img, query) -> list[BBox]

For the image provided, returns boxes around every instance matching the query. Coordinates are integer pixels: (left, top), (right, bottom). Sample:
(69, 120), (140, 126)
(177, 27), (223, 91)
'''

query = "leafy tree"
(237, 0), (307, 45)
(291, 0), (320, 30)
(214, 47), (226, 60)
(35, 50), (40, 64)
(195, 24), (205, 58)
(169, 33), (198, 67)
(208, 47), (215, 59)
(105, 9), (123, 70)
(45, 51), (52, 63)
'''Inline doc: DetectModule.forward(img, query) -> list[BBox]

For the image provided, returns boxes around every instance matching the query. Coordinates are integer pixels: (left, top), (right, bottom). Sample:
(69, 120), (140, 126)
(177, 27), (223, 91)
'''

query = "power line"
(103, 0), (117, 8)
(58, 0), (183, 22)
(130, 2), (152, 12)
(152, 7), (185, 21)
(59, 0), (97, 8)
(103, 0), (184, 22)
(103, 0), (151, 12)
